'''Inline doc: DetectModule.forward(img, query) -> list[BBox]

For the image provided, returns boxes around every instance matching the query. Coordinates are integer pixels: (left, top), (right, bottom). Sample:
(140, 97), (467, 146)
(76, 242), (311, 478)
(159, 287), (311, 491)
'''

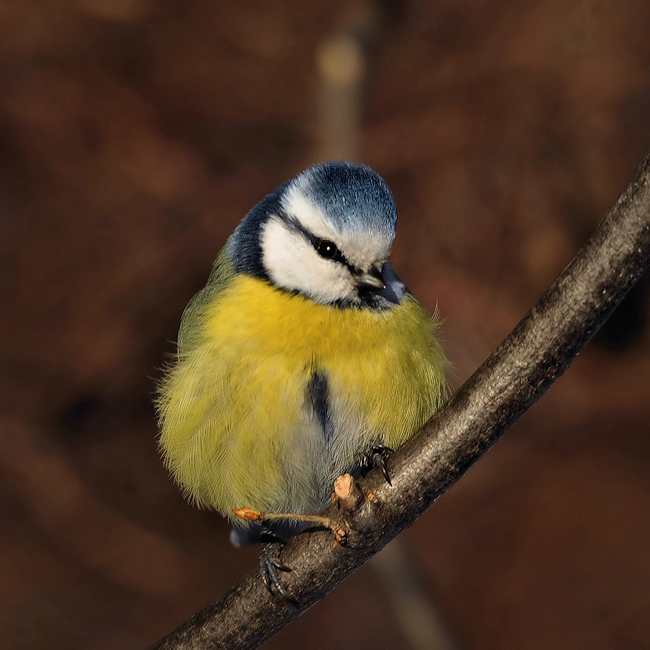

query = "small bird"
(157, 161), (447, 596)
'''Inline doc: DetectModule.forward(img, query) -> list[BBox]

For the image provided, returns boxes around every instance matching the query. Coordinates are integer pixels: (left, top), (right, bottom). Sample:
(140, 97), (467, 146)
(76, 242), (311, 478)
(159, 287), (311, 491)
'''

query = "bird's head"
(230, 161), (407, 309)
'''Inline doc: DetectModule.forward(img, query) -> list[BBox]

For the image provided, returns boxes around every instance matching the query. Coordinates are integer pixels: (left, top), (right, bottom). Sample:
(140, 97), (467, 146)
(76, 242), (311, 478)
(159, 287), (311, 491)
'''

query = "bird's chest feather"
(204, 275), (443, 454)
(159, 274), (445, 515)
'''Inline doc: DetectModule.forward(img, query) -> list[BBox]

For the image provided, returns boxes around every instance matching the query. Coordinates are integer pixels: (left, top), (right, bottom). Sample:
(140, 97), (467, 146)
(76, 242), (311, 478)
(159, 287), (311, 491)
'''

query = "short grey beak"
(355, 262), (407, 305)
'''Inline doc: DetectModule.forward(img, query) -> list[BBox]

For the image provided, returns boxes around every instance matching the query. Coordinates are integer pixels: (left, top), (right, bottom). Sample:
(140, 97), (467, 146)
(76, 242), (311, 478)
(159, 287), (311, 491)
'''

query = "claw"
(270, 558), (292, 573)
(259, 529), (298, 605)
(265, 559), (297, 604)
(361, 445), (393, 485)
(373, 450), (392, 485)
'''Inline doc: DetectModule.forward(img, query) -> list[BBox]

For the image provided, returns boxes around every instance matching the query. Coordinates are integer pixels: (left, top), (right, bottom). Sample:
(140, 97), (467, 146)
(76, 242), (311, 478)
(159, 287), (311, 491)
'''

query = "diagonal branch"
(153, 153), (650, 650)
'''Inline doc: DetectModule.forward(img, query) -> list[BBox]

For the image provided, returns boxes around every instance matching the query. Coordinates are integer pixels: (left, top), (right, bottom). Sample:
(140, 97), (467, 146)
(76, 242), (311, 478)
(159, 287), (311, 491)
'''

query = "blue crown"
(294, 161), (397, 237)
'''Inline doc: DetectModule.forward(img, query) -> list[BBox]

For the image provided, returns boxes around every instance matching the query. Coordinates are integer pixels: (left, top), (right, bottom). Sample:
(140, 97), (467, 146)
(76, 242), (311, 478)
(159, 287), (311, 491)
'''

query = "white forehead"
(281, 180), (392, 268)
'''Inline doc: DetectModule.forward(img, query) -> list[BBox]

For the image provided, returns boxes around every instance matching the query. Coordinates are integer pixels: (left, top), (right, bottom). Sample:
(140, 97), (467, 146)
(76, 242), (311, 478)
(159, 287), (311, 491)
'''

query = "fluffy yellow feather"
(157, 272), (446, 522)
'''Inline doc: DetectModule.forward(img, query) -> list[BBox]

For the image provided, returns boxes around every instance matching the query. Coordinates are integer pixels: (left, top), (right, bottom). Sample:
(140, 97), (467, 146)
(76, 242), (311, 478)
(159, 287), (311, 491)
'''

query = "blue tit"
(157, 161), (448, 551)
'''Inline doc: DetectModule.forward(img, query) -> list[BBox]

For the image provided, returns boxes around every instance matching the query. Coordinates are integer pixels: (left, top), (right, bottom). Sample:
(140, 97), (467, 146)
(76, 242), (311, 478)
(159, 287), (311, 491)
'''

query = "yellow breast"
(157, 274), (447, 519)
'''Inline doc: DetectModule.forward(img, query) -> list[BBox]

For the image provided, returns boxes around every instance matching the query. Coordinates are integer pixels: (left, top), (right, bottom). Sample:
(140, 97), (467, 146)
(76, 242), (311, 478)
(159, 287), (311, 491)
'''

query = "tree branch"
(153, 153), (650, 650)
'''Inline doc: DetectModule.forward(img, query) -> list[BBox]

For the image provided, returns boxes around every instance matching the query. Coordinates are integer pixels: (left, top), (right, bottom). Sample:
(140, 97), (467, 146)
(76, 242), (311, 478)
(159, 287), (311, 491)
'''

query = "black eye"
(316, 240), (339, 260)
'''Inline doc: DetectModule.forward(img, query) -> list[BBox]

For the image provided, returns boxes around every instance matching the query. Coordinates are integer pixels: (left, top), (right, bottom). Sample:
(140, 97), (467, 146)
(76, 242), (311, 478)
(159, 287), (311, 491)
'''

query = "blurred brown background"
(1, 0), (650, 648)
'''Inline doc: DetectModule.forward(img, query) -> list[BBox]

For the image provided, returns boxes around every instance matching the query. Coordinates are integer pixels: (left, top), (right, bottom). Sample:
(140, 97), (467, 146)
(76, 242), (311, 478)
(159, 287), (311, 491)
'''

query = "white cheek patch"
(282, 183), (393, 269)
(262, 218), (357, 303)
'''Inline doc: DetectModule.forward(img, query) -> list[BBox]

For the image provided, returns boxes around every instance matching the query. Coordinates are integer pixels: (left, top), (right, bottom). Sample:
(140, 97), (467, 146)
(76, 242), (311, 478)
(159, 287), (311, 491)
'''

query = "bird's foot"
(360, 445), (394, 485)
(259, 528), (297, 605)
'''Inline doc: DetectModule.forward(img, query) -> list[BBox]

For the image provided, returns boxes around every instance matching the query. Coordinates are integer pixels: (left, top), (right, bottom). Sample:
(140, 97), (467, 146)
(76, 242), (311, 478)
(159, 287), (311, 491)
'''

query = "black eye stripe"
(277, 211), (351, 268)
